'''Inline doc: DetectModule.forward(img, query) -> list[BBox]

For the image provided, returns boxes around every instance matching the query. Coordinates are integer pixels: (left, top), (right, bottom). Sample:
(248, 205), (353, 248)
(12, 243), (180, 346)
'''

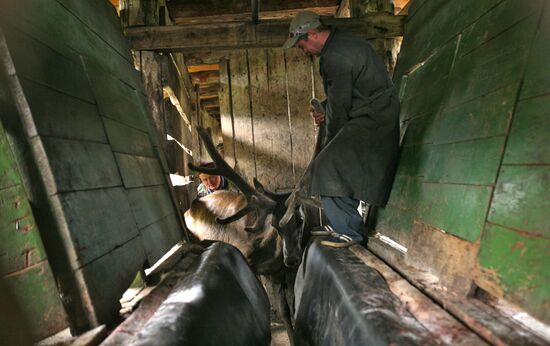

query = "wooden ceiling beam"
(187, 64), (219, 73)
(126, 13), (405, 52)
(190, 71), (220, 84)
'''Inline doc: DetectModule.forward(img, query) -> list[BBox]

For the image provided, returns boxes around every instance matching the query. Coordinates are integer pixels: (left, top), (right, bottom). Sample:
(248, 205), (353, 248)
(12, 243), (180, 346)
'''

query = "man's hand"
(310, 106), (325, 126)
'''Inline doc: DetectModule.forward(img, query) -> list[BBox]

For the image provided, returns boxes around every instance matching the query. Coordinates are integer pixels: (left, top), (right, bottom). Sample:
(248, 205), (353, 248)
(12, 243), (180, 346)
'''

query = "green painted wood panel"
(445, 17), (538, 108)
(521, 3), (550, 99)
(115, 153), (165, 188)
(54, 188), (139, 268)
(41, 138), (122, 193)
(395, 144), (432, 177)
(385, 174), (423, 210)
(2, 262), (68, 340)
(139, 213), (182, 264)
(488, 166), (550, 238)
(376, 205), (415, 235)
(103, 118), (154, 157)
(417, 183), (493, 241)
(401, 114), (438, 146)
(0, 185), (47, 275)
(432, 83), (517, 145)
(504, 96), (550, 164)
(425, 137), (505, 185)
(477, 223), (550, 323)
(127, 185), (175, 229)
(19, 79), (107, 143)
(2, 25), (94, 103)
(0, 127), (21, 190)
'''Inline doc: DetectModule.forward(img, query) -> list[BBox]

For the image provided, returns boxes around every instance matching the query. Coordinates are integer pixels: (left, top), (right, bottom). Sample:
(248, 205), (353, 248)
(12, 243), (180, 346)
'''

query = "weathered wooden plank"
(2, 261), (68, 341)
(125, 14), (405, 52)
(424, 137), (505, 185)
(229, 51), (256, 183)
(312, 57), (325, 101)
(0, 185), (47, 275)
(2, 25), (95, 103)
(127, 185), (175, 229)
(445, 17), (538, 108)
(115, 153), (165, 188)
(54, 187), (139, 269)
(19, 78), (107, 143)
(432, 83), (517, 145)
(521, 2), (550, 99)
(218, 58), (237, 169)
(476, 223), (550, 324)
(103, 118), (154, 157)
(249, 49), (293, 190)
(504, 95), (550, 165)
(41, 137), (122, 193)
(488, 166), (550, 237)
(285, 49), (316, 186)
(139, 213), (183, 265)
(417, 182), (493, 241)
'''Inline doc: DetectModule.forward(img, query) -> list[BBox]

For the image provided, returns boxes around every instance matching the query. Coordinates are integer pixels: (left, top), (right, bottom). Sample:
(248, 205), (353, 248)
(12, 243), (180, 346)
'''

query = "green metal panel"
(488, 166), (550, 237)
(127, 185), (175, 229)
(521, 3), (550, 99)
(477, 223), (550, 323)
(115, 153), (165, 189)
(425, 136), (505, 185)
(0, 126), (21, 189)
(139, 213), (183, 264)
(417, 183), (493, 241)
(504, 96), (550, 164)
(103, 118), (155, 157)
(395, 144), (432, 178)
(376, 205), (415, 235)
(386, 174), (423, 210)
(401, 113), (438, 146)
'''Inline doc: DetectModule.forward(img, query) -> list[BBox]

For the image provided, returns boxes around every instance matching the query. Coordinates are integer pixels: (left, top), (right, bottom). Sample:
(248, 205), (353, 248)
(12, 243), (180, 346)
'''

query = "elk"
(184, 127), (320, 343)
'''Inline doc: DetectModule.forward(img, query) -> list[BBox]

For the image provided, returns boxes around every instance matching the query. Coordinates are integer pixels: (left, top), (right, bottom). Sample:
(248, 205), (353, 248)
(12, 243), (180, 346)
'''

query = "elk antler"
(188, 127), (276, 233)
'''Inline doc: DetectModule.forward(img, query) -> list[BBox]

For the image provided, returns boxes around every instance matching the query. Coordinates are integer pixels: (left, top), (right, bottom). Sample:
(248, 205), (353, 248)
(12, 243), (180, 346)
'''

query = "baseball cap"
(282, 11), (322, 49)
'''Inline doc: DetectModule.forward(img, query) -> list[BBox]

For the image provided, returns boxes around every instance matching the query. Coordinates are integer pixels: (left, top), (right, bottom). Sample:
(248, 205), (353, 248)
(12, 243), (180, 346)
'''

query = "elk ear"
(253, 178), (266, 192)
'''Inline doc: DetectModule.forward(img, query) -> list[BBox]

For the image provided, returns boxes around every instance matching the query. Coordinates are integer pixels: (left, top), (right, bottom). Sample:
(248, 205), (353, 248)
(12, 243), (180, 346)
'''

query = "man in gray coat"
(283, 11), (400, 245)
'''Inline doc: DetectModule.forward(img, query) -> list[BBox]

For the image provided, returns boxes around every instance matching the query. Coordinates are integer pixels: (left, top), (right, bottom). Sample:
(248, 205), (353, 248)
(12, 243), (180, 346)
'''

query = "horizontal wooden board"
(432, 83), (517, 145)
(41, 137), (122, 193)
(424, 137), (505, 185)
(0, 185), (47, 275)
(444, 17), (538, 108)
(19, 78), (106, 143)
(504, 95), (550, 164)
(521, 3), (550, 99)
(417, 182), (493, 241)
(488, 165), (550, 237)
(476, 223), (550, 323)
(103, 118), (154, 157)
(127, 185), (175, 230)
(55, 187), (139, 269)
(2, 24), (94, 103)
(2, 261), (68, 340)
(115, 153), (165, 188)
(139, 213), (183, 265)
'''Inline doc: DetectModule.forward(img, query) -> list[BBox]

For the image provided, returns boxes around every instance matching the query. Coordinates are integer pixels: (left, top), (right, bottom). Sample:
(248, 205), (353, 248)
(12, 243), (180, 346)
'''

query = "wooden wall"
(219, 49), (325, 192)
(0, 0), (186, 334)
(374, 0), (549, 324)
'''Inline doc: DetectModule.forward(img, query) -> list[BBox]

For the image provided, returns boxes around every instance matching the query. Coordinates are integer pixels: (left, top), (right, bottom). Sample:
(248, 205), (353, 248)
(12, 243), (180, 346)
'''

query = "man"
(196, 162), (229, 197)
(283, 11), (400, 246)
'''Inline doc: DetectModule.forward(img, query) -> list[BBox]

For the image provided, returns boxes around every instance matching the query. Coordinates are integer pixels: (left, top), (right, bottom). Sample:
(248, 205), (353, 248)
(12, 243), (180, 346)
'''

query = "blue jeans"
(321, 196), (365, 242)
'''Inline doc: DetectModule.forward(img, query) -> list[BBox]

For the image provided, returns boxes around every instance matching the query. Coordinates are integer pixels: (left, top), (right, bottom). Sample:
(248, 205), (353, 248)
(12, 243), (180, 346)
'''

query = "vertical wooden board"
(41, 137), (122, 193)
(504, 96), (550, 165)
(19, 79), (107, 143)
(115, 153), (165, 188)
(139, 213), (182, 265)
(488, 166), (550, 237)
(219, 59), (236, 169)
(424, 137), (505, 185)
(3, 261), (68, 341)
(249, 48), (293, 190)
(127, 185), (175, 229)
(229, 50), (255, 183)
(54, 187), (139, 268)
(476, 223), (550, 323)
(138, 52), (165, 147)
(417, 182), (493, 241)
(312, 57), (325, 101)
(432, 83), (517, 145)
(0, 185), (47, 275)
(103, 118), (154, 157)
(445, 18), (538, 108)
(285, 49), (316, 186)
(78, 236), (146, 325)
(521, 2), (550, 99)
(2, 25), (94, 103)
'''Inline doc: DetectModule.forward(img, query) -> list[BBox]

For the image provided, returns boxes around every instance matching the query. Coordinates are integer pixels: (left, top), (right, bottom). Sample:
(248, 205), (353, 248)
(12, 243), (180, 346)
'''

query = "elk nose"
(285, 256), (301, 268)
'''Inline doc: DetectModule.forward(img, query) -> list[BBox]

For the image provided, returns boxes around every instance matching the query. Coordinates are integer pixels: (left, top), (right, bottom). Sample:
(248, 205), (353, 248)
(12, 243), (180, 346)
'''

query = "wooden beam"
(190, 71), (220, 85)
(125, 13), (405, 52)
(187, 64), (219, 73)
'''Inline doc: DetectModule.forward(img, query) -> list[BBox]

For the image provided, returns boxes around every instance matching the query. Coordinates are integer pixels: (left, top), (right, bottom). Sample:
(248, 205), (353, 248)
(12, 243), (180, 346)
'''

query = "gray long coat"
(311, 29), (400, 206)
